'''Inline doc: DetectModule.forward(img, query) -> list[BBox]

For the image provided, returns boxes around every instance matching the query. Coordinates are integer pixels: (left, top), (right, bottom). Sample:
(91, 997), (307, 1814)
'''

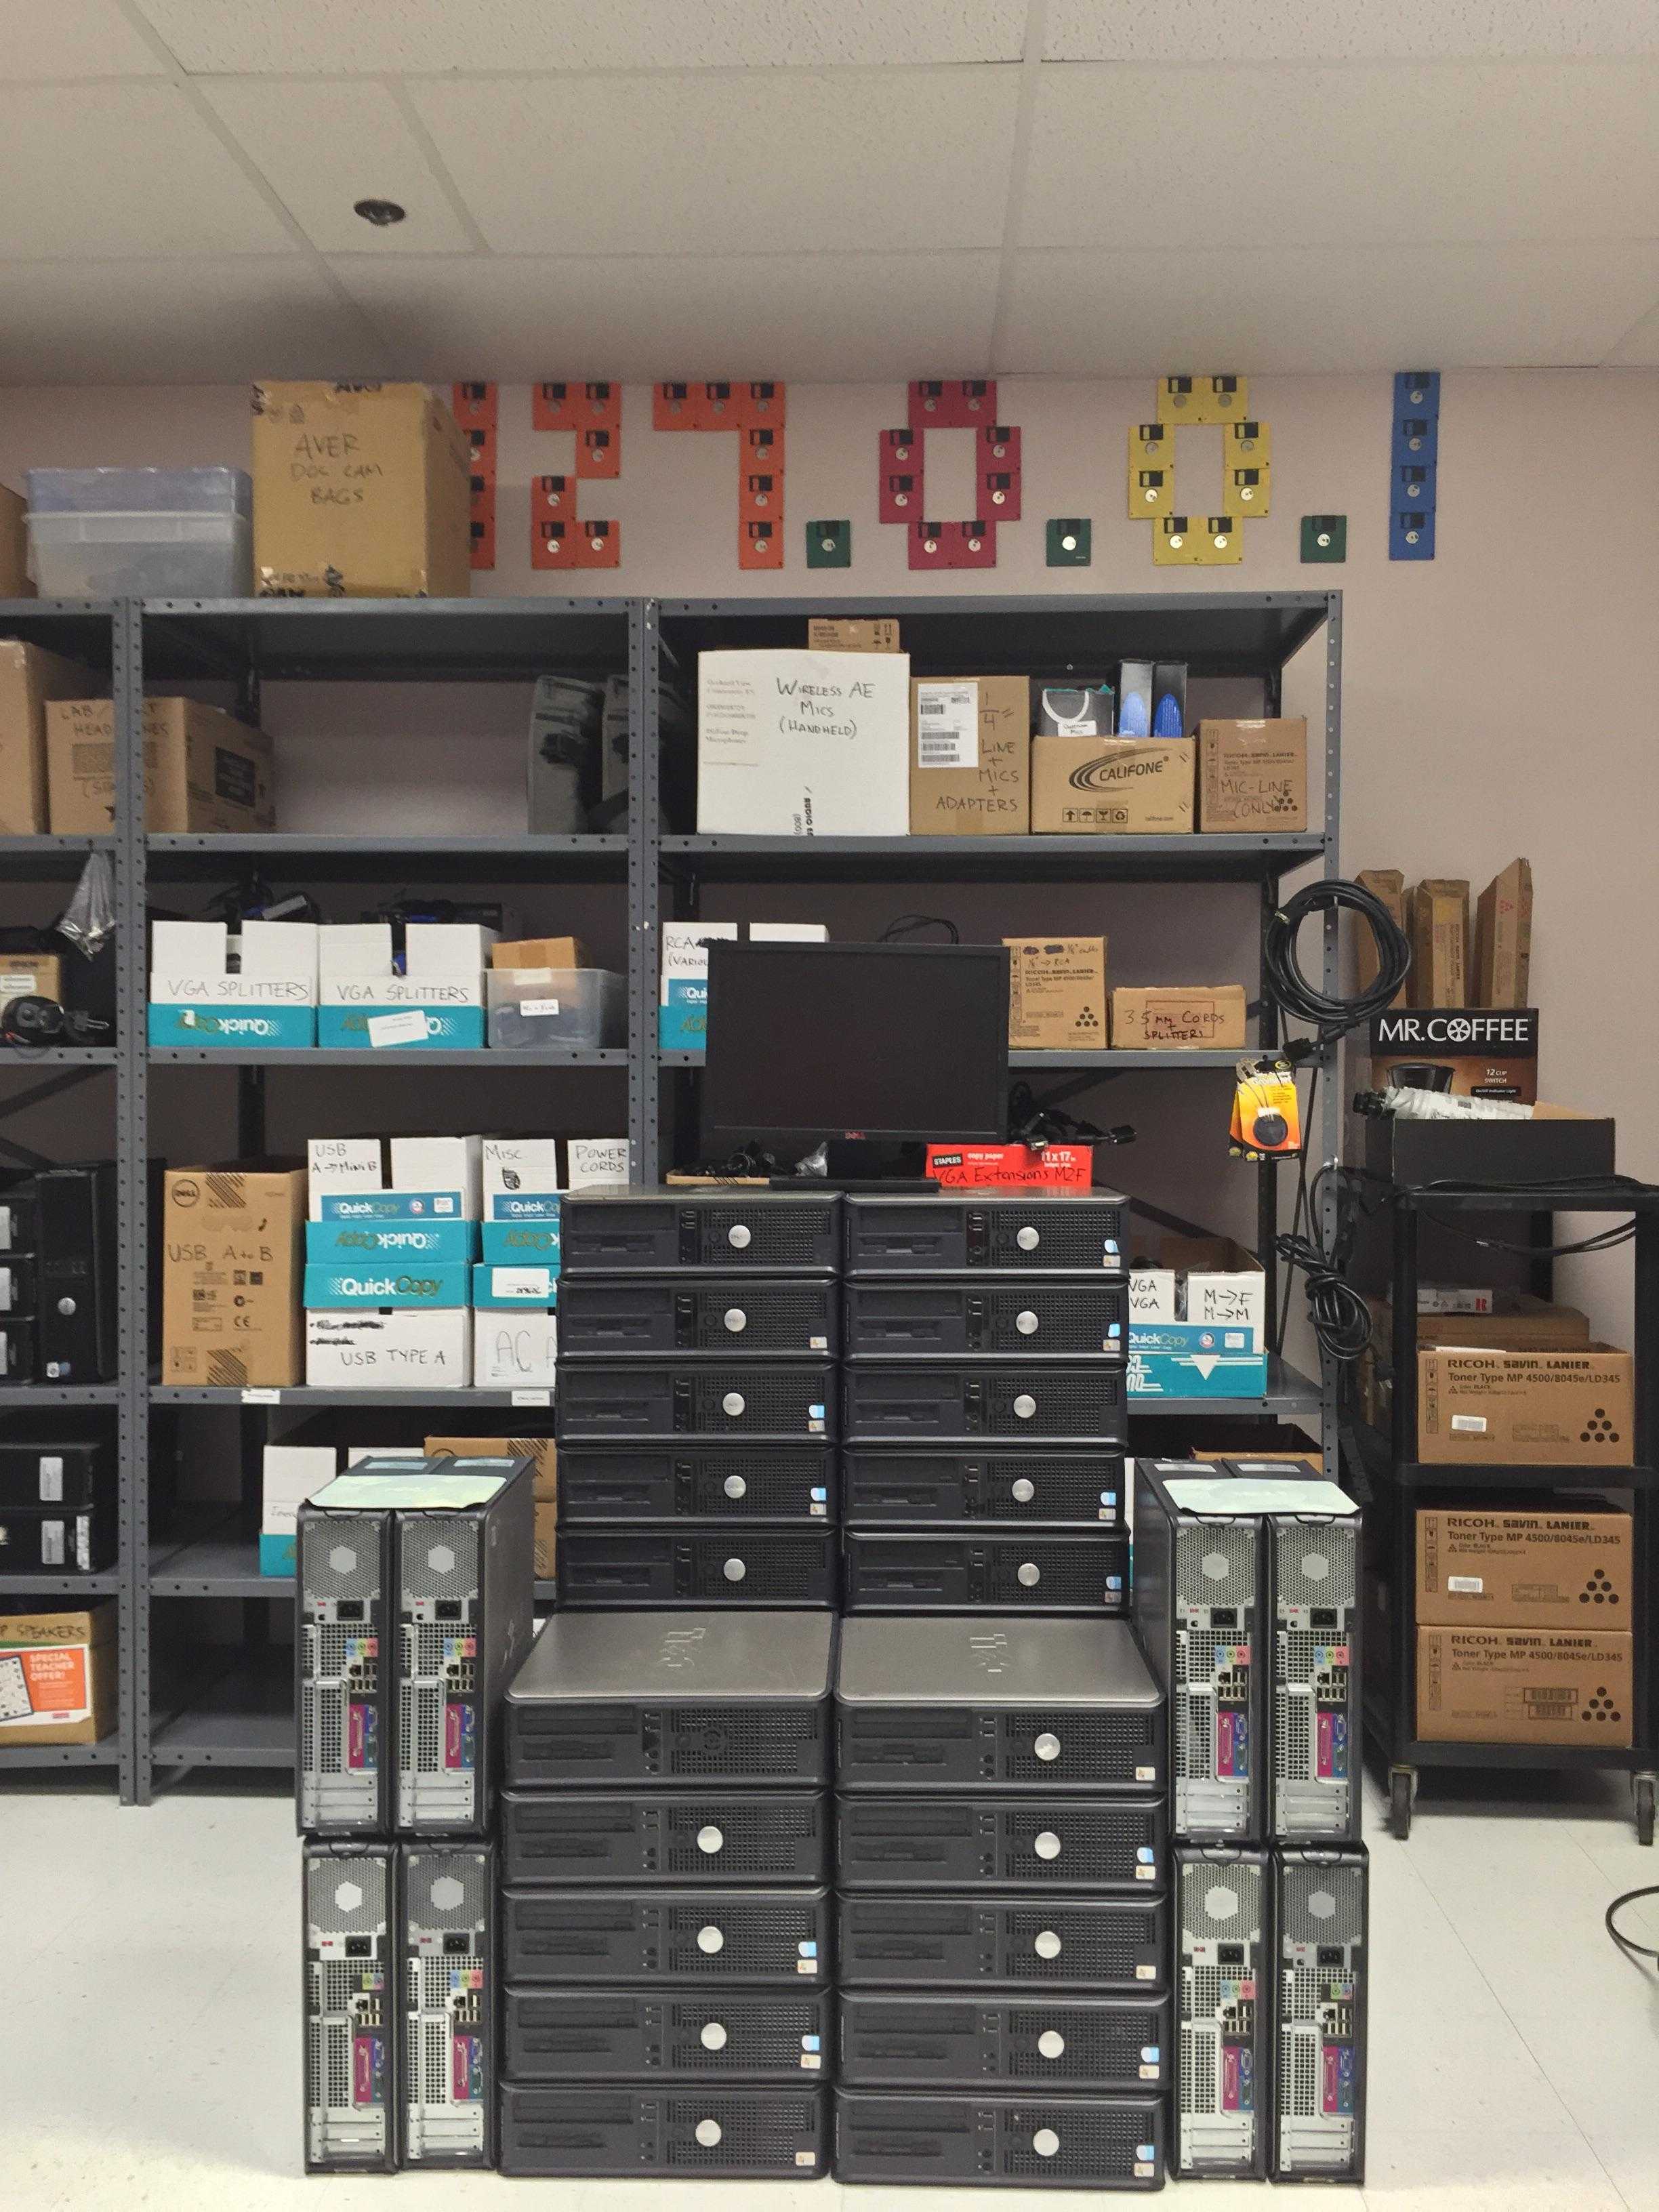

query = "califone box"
(504, 1607), (834, 1788)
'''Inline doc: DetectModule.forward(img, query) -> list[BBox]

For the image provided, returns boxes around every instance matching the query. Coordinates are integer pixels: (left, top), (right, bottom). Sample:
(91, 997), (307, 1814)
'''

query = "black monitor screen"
(702, 941), (1010, 1146)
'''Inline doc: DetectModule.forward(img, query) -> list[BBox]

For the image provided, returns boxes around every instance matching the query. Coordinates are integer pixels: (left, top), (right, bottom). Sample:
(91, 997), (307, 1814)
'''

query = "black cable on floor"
(1606, 1887), (1659, 1966)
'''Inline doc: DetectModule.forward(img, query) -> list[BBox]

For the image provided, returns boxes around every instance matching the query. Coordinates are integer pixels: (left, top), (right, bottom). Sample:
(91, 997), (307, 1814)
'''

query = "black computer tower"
(558, 1441), (836, 1525)
(838, 1991), (1170, 2095)
(558, 1274), (840, 1357)
(506, 1986), (834, 2083)
(842, 1446), (1123, 1528)
(560, 1187), (841, 1275)
(33, 1164), (119, 1382)
(400, 1841), (496, 2169)
(558, 1525), (839, 1607)
(556, 1359), (836, 1443)
(502, 1788), (831, 1887)
(1271, 1846), (1368, 2184)
(500, 2084), (828, 2177)
(0, 1431), (113, 1512)
(844, 1530), (1128, 1613)
(842, 1275), (1129, 1357)
(837, 1893), (1169, 1992)
(0, 1500), (115, 1571)
(836, 1795), (1166, 1893)
(505, 1610), (836, 1788)
(843, 1191), (1128, 1275)
(303, 1840), (398, 2174)
(504, 1886), (832, 1986)
(844, 1360), (1127, 1445)
(1175, 1845), (1271, 2181)
(833, 2088), (1164, 2188)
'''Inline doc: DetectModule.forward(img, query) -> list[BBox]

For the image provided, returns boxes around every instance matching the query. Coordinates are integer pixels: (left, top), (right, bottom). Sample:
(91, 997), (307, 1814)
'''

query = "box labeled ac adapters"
(1004, 937), (1106, 1048)
(910, 677), (1030, 835)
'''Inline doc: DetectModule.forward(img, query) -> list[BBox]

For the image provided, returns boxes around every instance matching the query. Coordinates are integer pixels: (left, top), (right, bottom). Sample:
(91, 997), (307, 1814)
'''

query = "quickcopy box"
(483, 1137), (562, 1218)
(660, 922), (736, 1050)
(148, 919), (318, 1048)
(472, 1262), (559, 1307)
(304, 1218), (478, 1265)
(480, 1217), (561, 1267)
(316, 922), (493, 1049)
(390, 1135), (482, 1218)
(305, 1307), (472, 1389)
(472, 1306), (558, 1389)
(317, 1189), (466, 1223)
(261, 1444), (335, 1576)
(303, 1261), (470, 1310)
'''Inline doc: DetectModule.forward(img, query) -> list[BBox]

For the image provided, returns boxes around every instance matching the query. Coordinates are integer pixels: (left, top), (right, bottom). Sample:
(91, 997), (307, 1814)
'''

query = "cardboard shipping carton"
(1475, 858), (1533, 1008)
(1197, 718), (1308, 832)
(1416, 1507), (1631, 1627)
(911, 676), (1031, 836)
(251, 380), (472, 598)
(162, 1164), (306, 1389)
(47, 697), (274, 836)
(1355, 869), (1408, 1007)
(1370, 1293), (1591, 1355)
(1111, 985), (1247, 1049)
(1408, 878), (1469, 1008)
(0, 483), (33, 598)
(1418, 1345), (1635, 1466)
(0, 951), (62, 1005)
(0, 1604), (116, 1746)
(0, 641), (100, 834)
(1368, 1005), (1538, 1102)
(1031, 737), (1195, 834)
(1005, 937), (1107, 1049)
(426, 1435), (556, 1503)
(1417, 1624), (1632, 1746)
(533, 1502), (557, 1582)
(491, 937), (588, 971)
(807, 617), (899, 654)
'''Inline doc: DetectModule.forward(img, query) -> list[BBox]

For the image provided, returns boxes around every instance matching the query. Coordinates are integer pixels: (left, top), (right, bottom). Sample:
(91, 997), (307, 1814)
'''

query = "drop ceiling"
(1, 0), (1656, 383)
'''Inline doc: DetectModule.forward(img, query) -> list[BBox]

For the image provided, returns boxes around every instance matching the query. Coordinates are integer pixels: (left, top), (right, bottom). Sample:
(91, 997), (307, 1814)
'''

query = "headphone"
(0, 996), (111, 1049)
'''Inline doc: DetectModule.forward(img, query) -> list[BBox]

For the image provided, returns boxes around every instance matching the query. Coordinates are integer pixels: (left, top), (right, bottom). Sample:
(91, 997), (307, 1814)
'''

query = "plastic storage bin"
(487, 967), (625, 1050)
(26, 468), (252, 598)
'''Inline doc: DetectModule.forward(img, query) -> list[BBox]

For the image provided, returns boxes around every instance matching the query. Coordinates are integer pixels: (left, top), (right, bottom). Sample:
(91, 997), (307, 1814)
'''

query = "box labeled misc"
(473, 1306), (558, 1389)
(304, 1307), (472, 1389)
(1369, 1006), (1538, 1101)
(487, 966), (624, 1050)
(696, 648), (912, 836)
(1418, 1345), (1635, 1465)
(303, 1261), (470, 1310)
(251, 380), (472, 599)
(0, 641), (98, 834)
(480, 1218), (561, 1267)
(1416, 1507), (1632, 1627)
(0, 1604), (116, 1745)
(1416, 1625), (1632, 1746)
(47, 697), (273, 836)
(148, 920), (319, 1049)
(483, 1137), (562, 1220)
(1111, 984), (1246, 1049)
(1004, 937), (1107, 1049)
(317, 922), (493, 1050)
(1408, 878), (1469, 1008)
(1197, 718), (1307, 832)
(909, 676), (1031, 836)
(807, 617), (899, 653)
(1031, 737), (1194, 834)
(1475, 859), (1533, 1008)
(426, 1435), (556, 1503)
(567, 1139), (631, 1191)
(305, 1217), (476, 1264)
(261, 1444), (335, 1576)
(161, 1165), (305, 1388)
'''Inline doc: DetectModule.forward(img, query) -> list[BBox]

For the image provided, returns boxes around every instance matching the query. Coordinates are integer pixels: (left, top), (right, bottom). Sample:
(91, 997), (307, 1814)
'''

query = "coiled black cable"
(1263, 878), (1412, 1046)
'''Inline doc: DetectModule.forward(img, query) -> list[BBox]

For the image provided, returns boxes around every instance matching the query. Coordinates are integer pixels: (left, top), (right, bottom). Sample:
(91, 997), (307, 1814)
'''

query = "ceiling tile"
(1023, 60), (1659, 249)
(0, 258), (390, 383)
(134, 0), (1026, 72)
(411, 68), (1018, 255)
(328, 249), (999, 380)
(0, 0), (167, 78)
(0, 83), (300, 254)
(997, 240), (1659, 375)
(1044, 0), (1659, 62)
(1603, 299), (1659, 364)
(199, 79), (474, 253)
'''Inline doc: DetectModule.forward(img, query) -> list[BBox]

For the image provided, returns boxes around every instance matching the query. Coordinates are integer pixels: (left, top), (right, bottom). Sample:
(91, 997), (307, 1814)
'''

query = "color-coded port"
(348, 1702), (375, 1771)
(453, 2030), (483, 2102)
(1217, 1709), (1250, 1778)
(445, 1701), (476, 1771)
(353, 2030), (384, 2108)
(1322, 2045), (1341, 2114)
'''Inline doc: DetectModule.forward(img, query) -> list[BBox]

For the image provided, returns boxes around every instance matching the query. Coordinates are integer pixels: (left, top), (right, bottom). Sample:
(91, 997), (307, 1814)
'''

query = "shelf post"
(115, 598), (150, 1802)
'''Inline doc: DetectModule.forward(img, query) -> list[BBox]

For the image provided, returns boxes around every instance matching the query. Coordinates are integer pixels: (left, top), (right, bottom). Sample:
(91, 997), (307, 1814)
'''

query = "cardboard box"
(481, 1219), (561, 1267)
(660, 922), (737, 1050)
(0, 1604), (116, 1745)
(1197, 718), (1308, 833)
(305, 1307), (471, 1389)
(807, 617), (899, 654)
(317, 922), (492, 1050)
(910, 676), (1031, 836)
(1370, 1294), (1591, 1356)
(390, 1135), (483, 1219)
(426, 1435), (556, 1502)
(1418, 1345), (1635, 1465)
(148, 919), (318, 1049)
(0, 642), (98, 834)
(1005, 937), (1107, 1050)
(473, 1305), (558, 1389)
(566, 1139), (631, 1191)
(1369, 1006), (1538, 1102)
(1418, 1285), (1495, 1315)
(534, 1501), (557, 1581)
(1475, 859), (1533, 1008)
(1408, 878), (1470, 1008)
(0, 484), (31, 598)
(1111, 985), (1246, 1049)
(1355, 869), (1408, 1007)
(697, 648), (910, 836)
(161, 1165), (305, 1387)
(1416, 1624), (1632, 1745)
(492, 936), (588, 971)
(260, 1443), (335, 1575)
(1031, 737), (1195, 834)
(251, 380), (472, 599)
(47, 697), (273, 836)
(0, 951), (62, 1004)
(1416, 1507), (1632, 1627)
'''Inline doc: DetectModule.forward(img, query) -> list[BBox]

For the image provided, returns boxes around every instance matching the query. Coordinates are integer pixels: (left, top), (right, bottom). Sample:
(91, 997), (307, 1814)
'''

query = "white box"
(483, 1137), (562, 1210)
(473, 1305), (558, 1389)
(566, 1139), (631, 1191)
(390, 1136), (483, 1219)
(307, 1136), (385, 1218)
(697, 648), (911, 836)
(262, 1445), (336, 1534)
(749, 923), (830, 943)
(305, 1307), (472, 1389)
(150, 919), (318, 1006)
(1130, 1269), (1178, 1324)
(1183, 1269), (1267, 1340)
(316, 922), (494, 1044)
(661, 922), (737, 1005)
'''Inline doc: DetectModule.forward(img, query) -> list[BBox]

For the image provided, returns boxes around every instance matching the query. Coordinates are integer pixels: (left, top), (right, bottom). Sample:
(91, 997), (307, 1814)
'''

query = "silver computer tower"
(401, 1842), (495, 2167)
(303, 1841), (396, 2173)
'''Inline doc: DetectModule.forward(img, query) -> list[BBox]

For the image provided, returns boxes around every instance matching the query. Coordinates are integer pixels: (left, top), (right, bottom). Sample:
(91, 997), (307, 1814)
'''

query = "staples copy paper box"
(697, 648), (910, 835)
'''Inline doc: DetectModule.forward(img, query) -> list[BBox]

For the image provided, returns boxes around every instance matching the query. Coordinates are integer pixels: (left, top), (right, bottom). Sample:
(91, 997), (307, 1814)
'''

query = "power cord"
(1606, 1887), (1659, 1966)
(878, 914), (960, 944)
(1263, 878), (1412, 1054)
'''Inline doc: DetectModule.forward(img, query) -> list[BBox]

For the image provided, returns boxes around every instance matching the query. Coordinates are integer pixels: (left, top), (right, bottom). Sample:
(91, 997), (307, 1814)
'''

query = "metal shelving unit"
(1, 588), (1342, 1802)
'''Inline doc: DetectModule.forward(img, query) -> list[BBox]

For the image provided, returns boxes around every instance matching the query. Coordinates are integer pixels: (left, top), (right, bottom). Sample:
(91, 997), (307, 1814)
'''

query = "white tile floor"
(5, 1768), (1659, 2209)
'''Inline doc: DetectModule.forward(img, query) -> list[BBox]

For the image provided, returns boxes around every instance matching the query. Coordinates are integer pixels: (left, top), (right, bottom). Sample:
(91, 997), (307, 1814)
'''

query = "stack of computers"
(554, 1187), (843, 1605)
(1132, 1456), (1368, 2186)
(496, 1608), (835, 2177)
(298, 1452), (533, 2173)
